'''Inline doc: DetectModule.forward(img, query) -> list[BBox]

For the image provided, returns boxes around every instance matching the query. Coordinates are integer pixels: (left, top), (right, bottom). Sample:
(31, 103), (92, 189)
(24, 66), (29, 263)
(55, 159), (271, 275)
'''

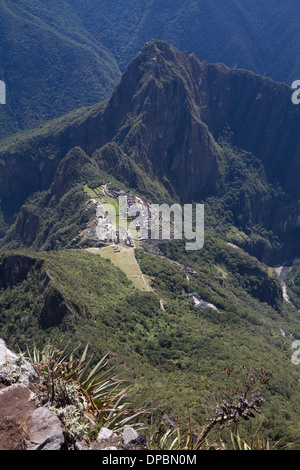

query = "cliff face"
(95, 40), (300, 202)
(100, 41), (223, 201)
(0, 254), (74, 329)
(0, 255), (39, 289)
(190, 58), (300, 199)
(0, 40), (299, 259)
(1, 40), (299, 204)
(0, 339), (147, 450)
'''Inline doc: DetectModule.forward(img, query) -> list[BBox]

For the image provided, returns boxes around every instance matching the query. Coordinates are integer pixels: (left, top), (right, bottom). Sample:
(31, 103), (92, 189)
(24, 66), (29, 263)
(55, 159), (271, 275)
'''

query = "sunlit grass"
(87, 245), (152, 292)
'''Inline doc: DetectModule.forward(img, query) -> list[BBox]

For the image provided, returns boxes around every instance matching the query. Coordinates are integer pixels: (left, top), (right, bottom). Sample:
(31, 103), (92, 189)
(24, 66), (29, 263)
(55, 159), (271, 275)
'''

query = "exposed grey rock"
(123, 427), (139, 446)
(97, 427), (115, 442)
(26, 407), (65, 450)
(92, 425), (147, 451)
(0, 339), (17, 363)
(93, 426), (123, 450)
(0, 338), (38, 387)
(74, 440), (91, 451)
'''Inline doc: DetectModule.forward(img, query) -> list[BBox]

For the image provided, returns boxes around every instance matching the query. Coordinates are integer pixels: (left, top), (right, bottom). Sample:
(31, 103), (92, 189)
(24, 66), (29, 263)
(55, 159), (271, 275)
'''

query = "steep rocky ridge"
(0, 40), (299, 262)
(1, 41), (298, 200)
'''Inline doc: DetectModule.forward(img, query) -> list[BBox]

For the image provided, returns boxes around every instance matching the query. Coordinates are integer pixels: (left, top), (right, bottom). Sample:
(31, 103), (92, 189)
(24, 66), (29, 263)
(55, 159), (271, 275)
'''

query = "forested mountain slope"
(0, 40), (299, 262)
(0, 40), (299, 446)
(0, 0), (120, 138)
(1, 0), (299, 139)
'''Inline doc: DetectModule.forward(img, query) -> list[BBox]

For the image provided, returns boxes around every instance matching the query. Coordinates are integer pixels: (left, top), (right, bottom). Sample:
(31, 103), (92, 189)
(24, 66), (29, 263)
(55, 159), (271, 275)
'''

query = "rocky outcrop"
(0, 384), (65, 451)
(1, 40), (299, 204)
(26, 407), (66, 451)
(1, 40), (299, 261)
(0, 338), (38, 387)
(90, 426), (147, 451)
(0, 339), (65, 450)
(0, 339), (147, 451)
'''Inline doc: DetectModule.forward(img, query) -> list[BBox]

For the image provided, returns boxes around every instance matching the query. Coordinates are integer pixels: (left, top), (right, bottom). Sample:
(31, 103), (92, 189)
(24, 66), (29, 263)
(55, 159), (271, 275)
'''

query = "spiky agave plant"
(28, 342), (146, 434)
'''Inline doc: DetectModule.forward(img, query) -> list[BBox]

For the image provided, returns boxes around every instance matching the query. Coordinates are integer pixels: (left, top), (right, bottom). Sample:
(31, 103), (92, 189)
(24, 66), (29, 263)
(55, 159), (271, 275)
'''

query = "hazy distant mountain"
(0, 0), (120, 139)
(67, 0), (300, 83)
(1, 0), (299, 139)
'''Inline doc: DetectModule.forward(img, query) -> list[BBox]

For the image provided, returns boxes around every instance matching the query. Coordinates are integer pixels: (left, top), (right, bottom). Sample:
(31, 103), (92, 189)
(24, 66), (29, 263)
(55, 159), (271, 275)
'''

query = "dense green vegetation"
(15, 0), (300, 84)
(0, 149), (299, 446)
(0, 34), (299, 448)
(0, 248), (299, 445)
(1, 0), (300, 139)
(0, 0), (120, 139)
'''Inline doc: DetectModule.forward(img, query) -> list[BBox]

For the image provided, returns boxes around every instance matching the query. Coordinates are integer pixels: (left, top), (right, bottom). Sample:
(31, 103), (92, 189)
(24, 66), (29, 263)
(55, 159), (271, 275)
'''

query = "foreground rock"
(0, 383), (36, 450)
(0, 340), (65, 450)
(0, 338), (38, 387)
(0, 339), (147, 450)
(91, 426), (147, 451)
(26, 407), (65, 450)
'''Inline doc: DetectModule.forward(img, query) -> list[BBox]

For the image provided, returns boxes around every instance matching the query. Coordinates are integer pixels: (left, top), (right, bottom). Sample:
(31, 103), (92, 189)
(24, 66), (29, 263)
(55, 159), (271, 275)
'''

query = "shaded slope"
(67, 0), (300, 84)
(2, 0), (300, 139)
(0, 0), (120, 139)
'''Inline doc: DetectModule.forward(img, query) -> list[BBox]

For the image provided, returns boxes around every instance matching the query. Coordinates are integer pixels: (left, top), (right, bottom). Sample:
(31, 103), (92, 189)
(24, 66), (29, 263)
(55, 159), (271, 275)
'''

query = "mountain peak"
(0, 40), (299, 258)
(138, 39), (179, 58)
